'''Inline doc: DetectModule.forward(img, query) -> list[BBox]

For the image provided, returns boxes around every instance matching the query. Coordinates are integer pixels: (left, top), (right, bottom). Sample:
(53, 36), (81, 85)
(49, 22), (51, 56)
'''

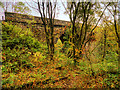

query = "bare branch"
(90, 3), (110, 34)
(70, 3), (73, 23)
(25, 0), (38, 11)
(38, 0), (45, 24)
(61, 1), (69, 15)
(53, 1), (56, 19)
(42, 2), (45, 19)
(50, 2), (52, 20)
(31, 0), (38, 4)
(84, 3), (110, 47)
(106, 7), (114, 17)
(103, 2), (114, 17)
(103, 19), (113, 31)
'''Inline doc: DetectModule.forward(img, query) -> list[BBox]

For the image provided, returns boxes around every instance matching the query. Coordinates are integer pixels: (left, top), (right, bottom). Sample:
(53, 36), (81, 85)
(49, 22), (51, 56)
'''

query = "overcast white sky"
(0, 1), (70, 21)
(29, 1), (70, 21)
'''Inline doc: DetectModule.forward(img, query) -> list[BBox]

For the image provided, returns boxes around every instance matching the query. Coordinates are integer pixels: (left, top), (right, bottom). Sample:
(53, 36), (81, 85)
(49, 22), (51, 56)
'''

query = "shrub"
(2, 22), (43, 73)
(2, 22), (41, 52)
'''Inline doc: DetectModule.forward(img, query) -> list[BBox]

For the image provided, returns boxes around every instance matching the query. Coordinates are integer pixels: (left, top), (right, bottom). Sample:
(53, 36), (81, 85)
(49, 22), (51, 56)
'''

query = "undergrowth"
(2, 22), (119, 89)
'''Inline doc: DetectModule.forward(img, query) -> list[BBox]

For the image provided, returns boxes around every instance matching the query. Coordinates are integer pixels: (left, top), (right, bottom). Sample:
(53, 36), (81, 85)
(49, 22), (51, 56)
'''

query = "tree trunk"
(50, 26), (54, 61)
(102, 29), (106, 61)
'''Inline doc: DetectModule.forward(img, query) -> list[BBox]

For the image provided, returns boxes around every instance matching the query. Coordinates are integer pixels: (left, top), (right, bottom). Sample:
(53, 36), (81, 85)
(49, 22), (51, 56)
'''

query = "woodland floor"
(2, 40), (119, 89)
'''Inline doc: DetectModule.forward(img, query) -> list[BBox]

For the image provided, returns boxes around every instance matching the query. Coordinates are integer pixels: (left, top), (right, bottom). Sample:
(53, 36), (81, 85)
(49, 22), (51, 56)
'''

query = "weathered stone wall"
(5, 12), (70, 43)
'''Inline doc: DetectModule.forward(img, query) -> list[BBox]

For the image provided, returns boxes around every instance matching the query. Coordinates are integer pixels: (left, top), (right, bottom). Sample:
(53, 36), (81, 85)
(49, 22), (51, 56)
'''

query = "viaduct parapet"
(4, 12), (71, 43)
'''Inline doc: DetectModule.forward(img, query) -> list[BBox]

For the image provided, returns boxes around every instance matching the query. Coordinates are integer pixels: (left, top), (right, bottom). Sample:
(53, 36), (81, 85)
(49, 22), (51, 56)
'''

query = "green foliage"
(2, 22), (41, 52)
(2, 3), (119, 88)
(13, 2), (31, 14)
(2, 46), (33, 73)
(2, 22), (44, 73)
(105, 51), (118, 62)
(61, 27), (73, 57)
(103, 74), (119, 88)
(0, 1), (31, 14)
(0, 1), (4, 8)
(2, 76), (13, 85)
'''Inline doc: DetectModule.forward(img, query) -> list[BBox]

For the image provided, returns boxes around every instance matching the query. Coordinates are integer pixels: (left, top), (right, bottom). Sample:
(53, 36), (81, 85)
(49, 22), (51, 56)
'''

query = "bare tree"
(27, 0), (57, 61)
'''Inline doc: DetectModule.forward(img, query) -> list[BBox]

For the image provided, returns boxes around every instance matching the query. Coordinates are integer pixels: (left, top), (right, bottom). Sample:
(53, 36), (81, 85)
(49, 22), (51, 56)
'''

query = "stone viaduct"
(4, 12), (71, 43)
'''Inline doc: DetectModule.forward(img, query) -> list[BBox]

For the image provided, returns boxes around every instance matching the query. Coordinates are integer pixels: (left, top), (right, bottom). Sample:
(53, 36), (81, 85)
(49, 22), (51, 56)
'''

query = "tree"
(62, 1), (110, 65)
(0, 1), (10, 12)
(103, 2), (120, 62)
(27, 0), (57, 61)
(0, 1), (31, 14)
(12, 2), (31, 14)
(66, 2), (80, 65)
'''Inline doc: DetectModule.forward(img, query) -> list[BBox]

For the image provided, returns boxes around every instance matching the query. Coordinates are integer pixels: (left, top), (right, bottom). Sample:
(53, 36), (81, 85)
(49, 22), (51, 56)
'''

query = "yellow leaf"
(111, 84), (114, 88)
